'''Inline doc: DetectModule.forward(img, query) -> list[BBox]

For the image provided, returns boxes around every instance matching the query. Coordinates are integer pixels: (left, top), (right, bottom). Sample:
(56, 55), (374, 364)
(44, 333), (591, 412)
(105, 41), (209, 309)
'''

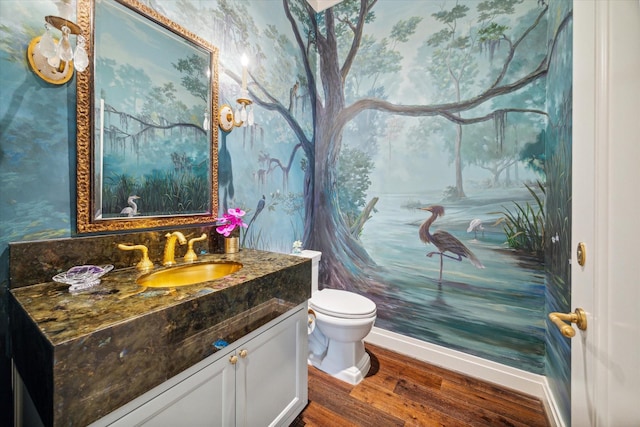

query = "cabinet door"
(236, 307), (308, 427)
(109, 352), (236, 427)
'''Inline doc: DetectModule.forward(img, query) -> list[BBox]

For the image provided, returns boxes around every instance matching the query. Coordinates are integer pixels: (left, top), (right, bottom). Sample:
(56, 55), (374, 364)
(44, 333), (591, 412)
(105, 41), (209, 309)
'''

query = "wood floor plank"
(441, 379), (547, 426)
(349, 376), (469, 427)
(443, 374), (546, 413)
(308, 368), (405, 426)
(370, 344), (473, 385)
(369, 343), (547, 420)
(292, 401), (360, 427)
(395, 377), (533, 427)
(291, 343), (551, 427)
(367, 348), (443, 391)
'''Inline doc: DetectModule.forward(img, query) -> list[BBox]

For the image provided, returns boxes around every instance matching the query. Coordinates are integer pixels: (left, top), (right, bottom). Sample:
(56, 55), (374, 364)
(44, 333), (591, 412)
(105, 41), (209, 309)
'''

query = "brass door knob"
(239, 349), (248, 358)
(549, 308), (587, 338)
(229, 355), (238, 365)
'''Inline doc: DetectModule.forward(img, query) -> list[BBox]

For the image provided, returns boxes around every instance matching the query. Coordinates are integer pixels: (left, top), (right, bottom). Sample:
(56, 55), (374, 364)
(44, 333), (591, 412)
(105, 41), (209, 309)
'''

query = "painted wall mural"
(209, 0), (565, 375)
(0, 0), (573, 422)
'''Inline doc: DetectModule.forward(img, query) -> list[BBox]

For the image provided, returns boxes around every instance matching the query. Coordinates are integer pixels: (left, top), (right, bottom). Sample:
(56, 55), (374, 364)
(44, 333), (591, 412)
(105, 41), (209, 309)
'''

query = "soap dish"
(53, 264), (114, 292)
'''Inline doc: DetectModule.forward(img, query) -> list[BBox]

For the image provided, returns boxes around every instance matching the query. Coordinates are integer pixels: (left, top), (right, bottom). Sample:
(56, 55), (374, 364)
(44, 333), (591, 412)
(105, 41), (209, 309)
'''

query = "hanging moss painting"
(93, 0), (212, 218)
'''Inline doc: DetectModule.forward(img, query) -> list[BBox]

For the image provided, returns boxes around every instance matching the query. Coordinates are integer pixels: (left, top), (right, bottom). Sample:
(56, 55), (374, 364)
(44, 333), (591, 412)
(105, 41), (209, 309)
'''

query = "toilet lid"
(309, 289), (376, 319)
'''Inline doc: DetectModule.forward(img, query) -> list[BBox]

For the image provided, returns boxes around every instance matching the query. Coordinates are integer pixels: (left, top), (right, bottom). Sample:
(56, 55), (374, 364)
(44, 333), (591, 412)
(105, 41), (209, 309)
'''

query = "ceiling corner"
(306, 0), (345, 13)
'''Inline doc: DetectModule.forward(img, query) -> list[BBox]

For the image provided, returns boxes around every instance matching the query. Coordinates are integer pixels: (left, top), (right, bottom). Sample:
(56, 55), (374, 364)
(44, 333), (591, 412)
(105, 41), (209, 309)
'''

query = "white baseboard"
(541, 376), (566, 427)
(365, 327), (563, 427)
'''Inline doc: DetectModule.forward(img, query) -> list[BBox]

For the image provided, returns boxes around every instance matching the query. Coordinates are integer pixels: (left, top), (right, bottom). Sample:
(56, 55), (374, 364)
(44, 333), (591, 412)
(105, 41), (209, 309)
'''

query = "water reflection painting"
(93, 0), (213, 219)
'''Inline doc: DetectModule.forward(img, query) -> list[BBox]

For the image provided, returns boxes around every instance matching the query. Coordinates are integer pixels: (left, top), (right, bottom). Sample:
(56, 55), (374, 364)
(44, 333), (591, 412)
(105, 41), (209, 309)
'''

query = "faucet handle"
(184, 233), (208, 262)
(117, 243), (154, 271)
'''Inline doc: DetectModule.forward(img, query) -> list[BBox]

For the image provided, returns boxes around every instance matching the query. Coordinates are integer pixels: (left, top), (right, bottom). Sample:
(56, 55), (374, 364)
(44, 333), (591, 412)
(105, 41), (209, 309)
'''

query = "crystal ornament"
(57, 26), (73, 62)
(248, 107), (254, 126)
(39, 23), (57, 58)
(73, 35), (89, 72)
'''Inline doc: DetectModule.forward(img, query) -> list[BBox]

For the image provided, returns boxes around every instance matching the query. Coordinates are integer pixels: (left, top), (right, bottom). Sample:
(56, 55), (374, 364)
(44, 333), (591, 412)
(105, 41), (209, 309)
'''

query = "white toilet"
(296, 250), (377, 385)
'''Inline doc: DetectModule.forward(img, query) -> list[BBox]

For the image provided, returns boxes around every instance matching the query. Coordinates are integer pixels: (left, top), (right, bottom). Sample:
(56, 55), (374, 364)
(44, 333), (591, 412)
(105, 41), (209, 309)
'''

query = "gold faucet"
(184, 233), (208, 263)
(163, 231), (187, 266)
(117, 244), (154, 271)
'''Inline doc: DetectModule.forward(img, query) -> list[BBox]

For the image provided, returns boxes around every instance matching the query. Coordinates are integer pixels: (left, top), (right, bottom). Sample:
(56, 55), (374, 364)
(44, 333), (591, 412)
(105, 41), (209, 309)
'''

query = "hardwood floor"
(291, 343), (550, 427)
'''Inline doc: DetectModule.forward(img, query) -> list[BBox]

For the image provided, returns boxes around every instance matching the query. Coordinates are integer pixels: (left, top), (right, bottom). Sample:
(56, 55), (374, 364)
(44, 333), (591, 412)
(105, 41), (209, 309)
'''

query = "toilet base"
(309, 344), (371, 385)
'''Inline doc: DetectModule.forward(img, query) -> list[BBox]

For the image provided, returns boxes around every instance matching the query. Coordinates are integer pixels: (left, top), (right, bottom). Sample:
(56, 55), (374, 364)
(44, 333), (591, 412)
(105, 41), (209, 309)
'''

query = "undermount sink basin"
(137, 262), (243, 288)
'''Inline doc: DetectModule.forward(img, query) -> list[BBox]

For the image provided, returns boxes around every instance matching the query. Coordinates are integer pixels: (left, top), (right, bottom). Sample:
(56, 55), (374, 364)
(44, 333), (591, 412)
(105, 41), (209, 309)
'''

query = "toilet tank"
(295, 250), (322, 293)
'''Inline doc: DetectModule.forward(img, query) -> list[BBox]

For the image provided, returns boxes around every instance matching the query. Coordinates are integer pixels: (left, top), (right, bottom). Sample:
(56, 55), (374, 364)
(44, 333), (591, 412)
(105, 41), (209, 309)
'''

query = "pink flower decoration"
(215, 208), (248, 237)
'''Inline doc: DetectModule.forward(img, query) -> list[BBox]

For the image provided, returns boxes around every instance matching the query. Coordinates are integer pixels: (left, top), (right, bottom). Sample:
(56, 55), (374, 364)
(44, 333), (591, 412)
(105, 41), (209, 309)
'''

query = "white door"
(571, 1), (640, 426)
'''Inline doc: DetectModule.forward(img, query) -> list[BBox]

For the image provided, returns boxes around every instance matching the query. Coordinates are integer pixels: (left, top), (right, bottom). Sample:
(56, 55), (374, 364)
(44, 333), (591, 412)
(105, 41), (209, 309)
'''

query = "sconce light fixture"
(218, 53), (254, 132)
(27, 0), (89, 85)
(218, 104), (235, 132)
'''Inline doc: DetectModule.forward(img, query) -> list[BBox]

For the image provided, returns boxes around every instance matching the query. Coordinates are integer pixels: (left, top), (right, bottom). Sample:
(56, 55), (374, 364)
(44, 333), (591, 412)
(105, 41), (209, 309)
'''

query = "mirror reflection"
(76, 0), (219, 233)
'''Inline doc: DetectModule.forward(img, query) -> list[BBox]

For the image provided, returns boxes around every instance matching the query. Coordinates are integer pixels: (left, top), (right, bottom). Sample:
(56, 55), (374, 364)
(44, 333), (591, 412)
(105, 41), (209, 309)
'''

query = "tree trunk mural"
(228, 0), (570, 290)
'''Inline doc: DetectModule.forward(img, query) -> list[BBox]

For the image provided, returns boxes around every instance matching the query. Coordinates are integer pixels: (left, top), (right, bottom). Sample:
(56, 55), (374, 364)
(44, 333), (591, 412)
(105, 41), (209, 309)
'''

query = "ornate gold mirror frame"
(76, 0), (219, 233)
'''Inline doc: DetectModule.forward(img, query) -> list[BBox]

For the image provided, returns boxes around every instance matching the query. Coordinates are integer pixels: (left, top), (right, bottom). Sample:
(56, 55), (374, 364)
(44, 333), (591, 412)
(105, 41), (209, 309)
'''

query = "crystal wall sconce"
(27, 0), (89, 85)
(218, 54), (254, 132)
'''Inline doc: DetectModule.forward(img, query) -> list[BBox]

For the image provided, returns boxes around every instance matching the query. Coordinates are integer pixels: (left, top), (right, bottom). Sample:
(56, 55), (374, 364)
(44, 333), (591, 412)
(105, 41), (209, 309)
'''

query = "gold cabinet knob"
(239, 349), (248, 358)
(229, 355), (238, 365)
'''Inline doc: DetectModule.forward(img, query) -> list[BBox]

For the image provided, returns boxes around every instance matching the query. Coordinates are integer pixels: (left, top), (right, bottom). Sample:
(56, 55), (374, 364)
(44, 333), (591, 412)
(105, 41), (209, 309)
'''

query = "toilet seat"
(310, 289), (376, 319)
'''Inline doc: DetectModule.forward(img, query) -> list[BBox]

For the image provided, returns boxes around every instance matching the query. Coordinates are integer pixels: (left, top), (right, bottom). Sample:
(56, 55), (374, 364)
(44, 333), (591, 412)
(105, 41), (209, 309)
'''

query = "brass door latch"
(577, 242), (587, 266)
(549, 308), (587, 338)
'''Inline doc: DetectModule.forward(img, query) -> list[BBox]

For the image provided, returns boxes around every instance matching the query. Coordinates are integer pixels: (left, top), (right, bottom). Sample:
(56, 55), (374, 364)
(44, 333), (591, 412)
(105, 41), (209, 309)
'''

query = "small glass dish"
(52, 264), (114, 292)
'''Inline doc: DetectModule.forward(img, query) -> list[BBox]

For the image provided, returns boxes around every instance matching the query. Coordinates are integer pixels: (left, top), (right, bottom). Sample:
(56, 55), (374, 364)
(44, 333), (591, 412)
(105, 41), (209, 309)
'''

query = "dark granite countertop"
(10, 248), (311, 426)
(11, 249), (308, 345)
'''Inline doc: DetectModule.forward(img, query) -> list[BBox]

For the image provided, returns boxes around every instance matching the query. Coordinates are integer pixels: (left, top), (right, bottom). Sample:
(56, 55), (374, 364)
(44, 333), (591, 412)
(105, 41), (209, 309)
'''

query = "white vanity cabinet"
(106, 348), (236, 426)
(93, 303), (309, 427)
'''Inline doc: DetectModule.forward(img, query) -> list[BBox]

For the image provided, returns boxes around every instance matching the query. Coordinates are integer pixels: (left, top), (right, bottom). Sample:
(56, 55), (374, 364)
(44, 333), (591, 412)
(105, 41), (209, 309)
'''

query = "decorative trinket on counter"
(214, 208), (248, 254)
(213, 339), (228, 349)
(52, 264), (114, 292)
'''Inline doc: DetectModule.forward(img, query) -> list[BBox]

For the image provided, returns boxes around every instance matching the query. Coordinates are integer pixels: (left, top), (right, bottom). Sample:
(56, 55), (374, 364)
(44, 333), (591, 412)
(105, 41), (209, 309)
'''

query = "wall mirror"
(76, 0), (219, 233)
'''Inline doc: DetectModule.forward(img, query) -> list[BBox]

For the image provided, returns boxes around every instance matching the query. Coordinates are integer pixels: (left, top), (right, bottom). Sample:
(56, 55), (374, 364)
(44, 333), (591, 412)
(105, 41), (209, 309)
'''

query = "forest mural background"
(0, 0), (573, 424)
